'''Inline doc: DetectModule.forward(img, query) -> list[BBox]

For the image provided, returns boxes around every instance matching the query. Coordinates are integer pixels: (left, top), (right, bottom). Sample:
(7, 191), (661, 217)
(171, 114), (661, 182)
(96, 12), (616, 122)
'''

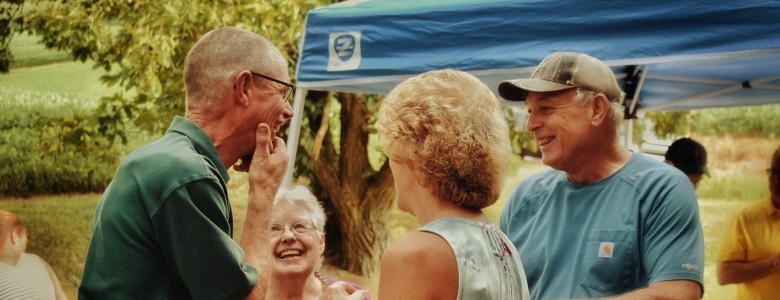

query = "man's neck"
(186, 112), (243, 170)
(565, 142), (632, 184)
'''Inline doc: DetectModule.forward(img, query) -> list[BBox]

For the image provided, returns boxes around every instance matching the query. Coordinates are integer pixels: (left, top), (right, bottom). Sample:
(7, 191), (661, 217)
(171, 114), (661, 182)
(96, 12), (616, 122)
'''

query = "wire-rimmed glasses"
(250, 72), (294, 103)
(270, 220), (317, 238)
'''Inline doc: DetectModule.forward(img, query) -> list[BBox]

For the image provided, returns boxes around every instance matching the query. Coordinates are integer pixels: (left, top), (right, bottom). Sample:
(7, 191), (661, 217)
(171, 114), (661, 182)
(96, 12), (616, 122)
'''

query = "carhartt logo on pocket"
(598, 242), (614, 258)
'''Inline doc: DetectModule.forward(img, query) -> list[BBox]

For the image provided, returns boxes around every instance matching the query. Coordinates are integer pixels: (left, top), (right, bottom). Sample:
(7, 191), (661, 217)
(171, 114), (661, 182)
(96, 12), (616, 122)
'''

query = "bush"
(692, 104), (780, 139)
(0, 87), (122, 197)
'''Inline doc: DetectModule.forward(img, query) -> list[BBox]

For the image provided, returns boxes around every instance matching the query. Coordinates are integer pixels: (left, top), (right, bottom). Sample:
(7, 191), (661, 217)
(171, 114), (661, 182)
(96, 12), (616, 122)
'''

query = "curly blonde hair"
(376, 69), (512, 210)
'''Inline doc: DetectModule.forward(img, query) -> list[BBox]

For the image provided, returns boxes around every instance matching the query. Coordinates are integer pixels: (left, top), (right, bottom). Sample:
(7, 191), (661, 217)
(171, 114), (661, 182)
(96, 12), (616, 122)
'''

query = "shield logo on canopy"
(328, 31), (361, 71)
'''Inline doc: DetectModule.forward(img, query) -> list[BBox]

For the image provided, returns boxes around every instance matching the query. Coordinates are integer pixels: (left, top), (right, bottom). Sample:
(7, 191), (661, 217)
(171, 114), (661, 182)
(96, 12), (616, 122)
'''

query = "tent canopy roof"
(296, 0), (780, 112)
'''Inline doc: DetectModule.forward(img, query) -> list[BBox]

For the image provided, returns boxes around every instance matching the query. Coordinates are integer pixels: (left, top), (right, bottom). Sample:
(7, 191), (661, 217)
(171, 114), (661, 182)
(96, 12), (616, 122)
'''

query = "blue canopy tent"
(282, 0), (780, 186)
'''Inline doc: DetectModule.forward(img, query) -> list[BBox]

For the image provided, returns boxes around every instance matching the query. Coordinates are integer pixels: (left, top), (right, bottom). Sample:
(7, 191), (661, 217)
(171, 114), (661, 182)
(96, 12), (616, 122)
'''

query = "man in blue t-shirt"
(497, 52), (704, 299)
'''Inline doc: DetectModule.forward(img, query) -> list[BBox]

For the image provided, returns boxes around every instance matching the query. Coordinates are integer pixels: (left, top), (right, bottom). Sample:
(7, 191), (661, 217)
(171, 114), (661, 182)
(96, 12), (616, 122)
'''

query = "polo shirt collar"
(167, 116), (230, 183)
(761, 195), (780, 220)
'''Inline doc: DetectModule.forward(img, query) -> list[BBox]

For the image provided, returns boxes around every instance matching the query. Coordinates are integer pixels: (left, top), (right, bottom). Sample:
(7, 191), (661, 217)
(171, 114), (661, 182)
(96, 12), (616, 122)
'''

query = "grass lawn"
(8, 32), (71, 68)
(0, 61), (123, 99)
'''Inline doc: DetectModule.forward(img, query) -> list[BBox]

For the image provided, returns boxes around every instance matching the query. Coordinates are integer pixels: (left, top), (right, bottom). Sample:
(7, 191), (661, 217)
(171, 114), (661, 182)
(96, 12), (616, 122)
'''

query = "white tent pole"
(282, 88), (308, 189)
(623, 119), (632, 149)
(622, 65), (647, 150)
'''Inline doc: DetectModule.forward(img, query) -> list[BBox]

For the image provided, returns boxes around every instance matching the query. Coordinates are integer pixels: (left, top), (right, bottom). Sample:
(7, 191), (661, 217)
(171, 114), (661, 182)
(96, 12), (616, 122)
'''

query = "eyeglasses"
(250, 72), (294, 103)
(270, 220), (317, 238)
(768, 168), (778, 176)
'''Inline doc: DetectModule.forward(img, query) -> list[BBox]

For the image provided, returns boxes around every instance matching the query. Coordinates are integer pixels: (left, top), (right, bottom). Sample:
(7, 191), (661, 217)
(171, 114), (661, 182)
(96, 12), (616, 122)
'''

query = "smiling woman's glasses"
(270, 220), (316, 238)
(251, 72), (294, 103)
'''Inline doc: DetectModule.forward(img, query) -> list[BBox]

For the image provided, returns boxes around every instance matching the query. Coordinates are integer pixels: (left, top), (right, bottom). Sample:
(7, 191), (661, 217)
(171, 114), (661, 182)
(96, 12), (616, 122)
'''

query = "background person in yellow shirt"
(717, 144), (780, 299)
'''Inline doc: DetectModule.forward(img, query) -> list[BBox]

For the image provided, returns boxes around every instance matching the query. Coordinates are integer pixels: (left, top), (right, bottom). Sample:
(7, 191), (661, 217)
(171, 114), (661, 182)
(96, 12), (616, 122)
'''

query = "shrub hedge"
(0, 87), (122, 197)
(692, 103), (780, 139)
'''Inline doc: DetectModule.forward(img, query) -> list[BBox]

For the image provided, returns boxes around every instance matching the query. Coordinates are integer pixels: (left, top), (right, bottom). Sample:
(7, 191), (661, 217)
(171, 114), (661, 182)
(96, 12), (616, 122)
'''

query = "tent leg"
(282, 88), (308, 189)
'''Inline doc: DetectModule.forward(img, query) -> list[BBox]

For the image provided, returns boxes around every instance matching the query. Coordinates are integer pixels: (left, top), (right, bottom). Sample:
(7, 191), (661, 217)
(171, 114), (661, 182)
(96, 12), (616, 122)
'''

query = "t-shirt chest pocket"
(580, 230), (636, 293)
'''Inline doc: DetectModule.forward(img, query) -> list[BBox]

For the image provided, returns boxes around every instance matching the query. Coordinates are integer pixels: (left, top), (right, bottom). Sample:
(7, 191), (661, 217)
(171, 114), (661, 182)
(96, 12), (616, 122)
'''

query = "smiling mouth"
(538, 136), (555, 147)
(273, 120), (286, 133)
(278, 249), (304, 259)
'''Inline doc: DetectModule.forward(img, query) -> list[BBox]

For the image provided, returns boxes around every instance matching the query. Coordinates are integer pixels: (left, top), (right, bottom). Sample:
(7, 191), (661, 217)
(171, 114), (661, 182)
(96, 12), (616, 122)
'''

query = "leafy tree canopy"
(7, 0), (329, 142)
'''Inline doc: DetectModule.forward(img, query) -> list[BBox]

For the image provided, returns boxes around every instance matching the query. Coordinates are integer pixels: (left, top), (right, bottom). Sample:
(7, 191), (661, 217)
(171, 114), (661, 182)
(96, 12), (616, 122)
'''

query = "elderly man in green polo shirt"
(79, 27), (365, 300)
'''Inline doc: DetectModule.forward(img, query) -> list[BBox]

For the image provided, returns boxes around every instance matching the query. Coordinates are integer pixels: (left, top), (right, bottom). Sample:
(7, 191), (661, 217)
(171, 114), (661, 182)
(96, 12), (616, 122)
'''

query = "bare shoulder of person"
(379, 231), (457, 300)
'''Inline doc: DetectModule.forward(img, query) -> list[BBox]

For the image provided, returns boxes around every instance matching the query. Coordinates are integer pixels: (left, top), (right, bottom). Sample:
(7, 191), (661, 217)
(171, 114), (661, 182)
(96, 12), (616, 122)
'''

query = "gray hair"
(273, 185), (326, 233)
(183, 27), (286, 112)
(572, 87), (625, 127)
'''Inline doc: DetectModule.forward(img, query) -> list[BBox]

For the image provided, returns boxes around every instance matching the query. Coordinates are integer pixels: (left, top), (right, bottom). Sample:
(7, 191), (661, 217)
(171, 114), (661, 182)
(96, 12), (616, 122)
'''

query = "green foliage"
(631, 119), (646, 146)
(503, 106), (538, 157)
(691, 104), (780, 139)
(645, 111), (692, 139)
(697, 174), (768, 202)
(641, 104), (780, 140)
(16, 0), (330, 139)
(0, 0), (27, 72)
(0, 87), (121, 196)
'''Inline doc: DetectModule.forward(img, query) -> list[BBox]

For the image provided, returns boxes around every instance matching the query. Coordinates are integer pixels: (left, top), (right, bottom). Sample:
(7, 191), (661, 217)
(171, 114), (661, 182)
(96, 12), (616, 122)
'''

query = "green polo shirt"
(79, 117), (257, 300)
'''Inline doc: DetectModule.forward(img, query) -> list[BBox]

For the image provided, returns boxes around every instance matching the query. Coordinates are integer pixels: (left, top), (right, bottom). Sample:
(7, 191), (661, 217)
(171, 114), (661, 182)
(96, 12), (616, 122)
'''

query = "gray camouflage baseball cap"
(498, 52), (624, 103)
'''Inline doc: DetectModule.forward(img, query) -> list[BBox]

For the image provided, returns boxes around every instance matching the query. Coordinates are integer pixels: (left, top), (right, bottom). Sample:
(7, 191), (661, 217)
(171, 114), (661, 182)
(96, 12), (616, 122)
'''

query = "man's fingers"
(255, 124), (272, 157)
(270, 136), (287, 155)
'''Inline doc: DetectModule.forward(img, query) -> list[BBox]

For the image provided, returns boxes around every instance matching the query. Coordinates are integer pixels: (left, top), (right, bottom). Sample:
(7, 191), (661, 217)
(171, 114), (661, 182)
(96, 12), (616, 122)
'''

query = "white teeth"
(278, 249), (303, 258)
(538, 137), (554, 146)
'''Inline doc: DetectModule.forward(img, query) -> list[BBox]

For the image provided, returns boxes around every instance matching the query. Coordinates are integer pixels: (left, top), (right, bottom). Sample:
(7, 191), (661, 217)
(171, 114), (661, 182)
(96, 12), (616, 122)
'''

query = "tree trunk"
(311, 92), (395, 276)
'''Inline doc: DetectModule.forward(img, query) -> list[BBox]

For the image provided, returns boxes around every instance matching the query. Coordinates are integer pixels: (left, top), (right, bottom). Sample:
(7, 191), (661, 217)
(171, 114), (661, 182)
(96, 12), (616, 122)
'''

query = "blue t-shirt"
(499, 153), (704, 299)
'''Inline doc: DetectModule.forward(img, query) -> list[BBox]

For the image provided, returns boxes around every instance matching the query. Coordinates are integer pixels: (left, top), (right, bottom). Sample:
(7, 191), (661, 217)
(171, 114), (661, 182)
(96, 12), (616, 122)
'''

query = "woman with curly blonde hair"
(376, 69), (529, 300)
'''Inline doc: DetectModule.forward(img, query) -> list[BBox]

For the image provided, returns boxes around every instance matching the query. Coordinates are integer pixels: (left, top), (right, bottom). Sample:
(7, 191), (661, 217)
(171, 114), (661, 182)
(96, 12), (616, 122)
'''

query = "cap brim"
(498, 78), (575, 101)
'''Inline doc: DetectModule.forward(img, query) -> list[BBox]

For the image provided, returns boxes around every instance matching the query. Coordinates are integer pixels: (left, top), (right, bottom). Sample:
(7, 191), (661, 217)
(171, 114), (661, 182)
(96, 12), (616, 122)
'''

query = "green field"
(0, 61), (123, 99)
(8, 32), (71, 69)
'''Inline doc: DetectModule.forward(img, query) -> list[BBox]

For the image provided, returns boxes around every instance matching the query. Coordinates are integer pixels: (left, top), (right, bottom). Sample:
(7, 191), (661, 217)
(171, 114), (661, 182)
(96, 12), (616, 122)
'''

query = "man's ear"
(233, 71), (253, 107)
(590, 93), (610, 126)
